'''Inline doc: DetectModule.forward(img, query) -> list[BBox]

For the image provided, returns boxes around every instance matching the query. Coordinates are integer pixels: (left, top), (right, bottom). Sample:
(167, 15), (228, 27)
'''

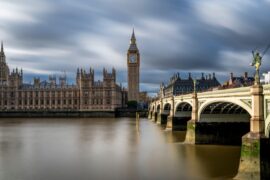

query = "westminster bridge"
(148, 84), (270, 179)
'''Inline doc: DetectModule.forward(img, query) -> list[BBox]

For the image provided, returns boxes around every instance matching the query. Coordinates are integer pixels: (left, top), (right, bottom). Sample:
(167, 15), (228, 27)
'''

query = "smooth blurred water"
(0, 118), (241, 180)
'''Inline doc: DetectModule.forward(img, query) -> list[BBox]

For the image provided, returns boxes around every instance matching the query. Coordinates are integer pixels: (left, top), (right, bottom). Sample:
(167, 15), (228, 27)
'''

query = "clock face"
(129, 54), (137, 63)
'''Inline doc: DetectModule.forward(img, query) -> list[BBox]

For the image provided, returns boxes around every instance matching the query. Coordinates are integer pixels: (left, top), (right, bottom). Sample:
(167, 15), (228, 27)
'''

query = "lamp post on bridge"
(191, 78), (198, 122)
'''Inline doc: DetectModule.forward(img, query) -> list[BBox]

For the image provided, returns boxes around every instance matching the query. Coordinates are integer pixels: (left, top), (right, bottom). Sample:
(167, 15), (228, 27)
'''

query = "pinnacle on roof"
(1, 41), (3, 53)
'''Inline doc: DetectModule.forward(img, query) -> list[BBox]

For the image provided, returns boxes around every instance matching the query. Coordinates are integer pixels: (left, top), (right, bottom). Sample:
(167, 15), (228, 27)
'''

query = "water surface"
(0, 118), (241, 180)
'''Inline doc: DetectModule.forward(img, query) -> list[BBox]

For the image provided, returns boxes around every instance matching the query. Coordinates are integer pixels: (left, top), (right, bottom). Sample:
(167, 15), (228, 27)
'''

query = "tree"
(127, 100), (137, 109)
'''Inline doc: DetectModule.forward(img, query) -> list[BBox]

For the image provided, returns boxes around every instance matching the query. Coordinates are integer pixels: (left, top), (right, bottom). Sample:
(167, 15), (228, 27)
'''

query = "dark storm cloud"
(1, 0), (270, 94)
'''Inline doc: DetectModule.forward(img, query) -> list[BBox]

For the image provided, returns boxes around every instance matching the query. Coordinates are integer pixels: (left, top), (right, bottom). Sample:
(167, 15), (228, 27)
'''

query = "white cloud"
(138, 18), (185, 44)
(8, 63), (58, 75)
(1, 0), (270, 92)
(193, 0), (257, 34)
(0, 1), (52, 24)
(6, 48), (71, 58)
(218, 50), (252, 71)
(77, 34), (126, 69)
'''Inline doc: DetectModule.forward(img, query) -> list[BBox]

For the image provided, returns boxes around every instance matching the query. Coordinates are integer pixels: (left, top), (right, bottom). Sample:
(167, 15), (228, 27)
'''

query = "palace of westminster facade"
(0, 30), (143, 111)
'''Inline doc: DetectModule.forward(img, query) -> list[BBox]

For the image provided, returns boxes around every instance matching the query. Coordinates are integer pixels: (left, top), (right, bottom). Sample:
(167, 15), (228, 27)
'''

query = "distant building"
(0, 42), (126, 111)
(221, 72), (254, 88)
(159, 72), (220, 98)
(261, 71), (270, 84)
(139, 91), (149, 103)
(138, 91), (151, 109)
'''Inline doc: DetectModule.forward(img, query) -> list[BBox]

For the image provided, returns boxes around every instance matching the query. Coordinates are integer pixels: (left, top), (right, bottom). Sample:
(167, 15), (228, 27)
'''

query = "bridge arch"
(163, 103), (171, 115)
(174, 101), (192, 114)
(267, 124), (270, 138)
(175, 102), (192, 114)
(163, 103), (171, 110)
(156, 104), (160, 112)
(265, 115), (270, 137)
(172, 102), (192, 131)
(197, 100), (251, 145)
(198, 99), (252, 121)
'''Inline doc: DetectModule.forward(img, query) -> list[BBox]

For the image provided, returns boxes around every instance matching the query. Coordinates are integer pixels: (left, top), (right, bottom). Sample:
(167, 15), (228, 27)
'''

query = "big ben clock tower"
(127, 29), (140, 102)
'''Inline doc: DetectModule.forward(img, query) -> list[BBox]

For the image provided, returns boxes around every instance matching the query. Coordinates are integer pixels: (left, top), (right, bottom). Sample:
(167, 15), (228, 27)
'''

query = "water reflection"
(0, 118), (240, 180)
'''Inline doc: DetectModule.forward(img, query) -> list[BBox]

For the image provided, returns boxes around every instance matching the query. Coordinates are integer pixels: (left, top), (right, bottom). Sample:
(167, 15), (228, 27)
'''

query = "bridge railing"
(263, 84), (270, 95)
(197, 86), (251, 98)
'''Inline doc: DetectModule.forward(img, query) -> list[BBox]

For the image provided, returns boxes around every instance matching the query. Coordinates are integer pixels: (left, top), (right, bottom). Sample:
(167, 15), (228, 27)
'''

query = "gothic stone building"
(159, 72), (221, 98)
(0, 42), (126, 111)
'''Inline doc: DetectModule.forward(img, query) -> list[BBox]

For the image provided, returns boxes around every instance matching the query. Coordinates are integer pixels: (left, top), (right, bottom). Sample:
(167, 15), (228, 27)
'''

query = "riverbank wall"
(0, 109), (148, 118)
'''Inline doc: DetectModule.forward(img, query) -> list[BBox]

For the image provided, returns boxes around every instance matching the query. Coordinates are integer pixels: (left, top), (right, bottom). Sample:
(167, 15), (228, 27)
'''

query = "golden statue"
(251, 45), (270, 85)
(251, 50), (262, 71)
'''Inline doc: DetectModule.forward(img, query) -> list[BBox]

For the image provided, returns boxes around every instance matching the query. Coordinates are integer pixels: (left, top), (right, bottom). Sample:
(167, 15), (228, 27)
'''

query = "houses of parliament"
(0, 31), (141, 112)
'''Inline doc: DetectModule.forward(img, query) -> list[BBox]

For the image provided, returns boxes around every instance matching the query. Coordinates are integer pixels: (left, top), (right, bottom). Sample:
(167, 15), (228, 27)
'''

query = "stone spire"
(0, 41), (5, 63)
(128, 28), (138, 51)
(0, 41), (4, 56)
(0, 40), (9, 83)
(130, 28), (136, 44)
(1, 41), (3, 53)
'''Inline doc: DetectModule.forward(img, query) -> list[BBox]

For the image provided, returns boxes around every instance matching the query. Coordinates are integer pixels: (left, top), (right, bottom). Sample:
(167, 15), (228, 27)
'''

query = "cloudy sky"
(1, 0), (270, 95)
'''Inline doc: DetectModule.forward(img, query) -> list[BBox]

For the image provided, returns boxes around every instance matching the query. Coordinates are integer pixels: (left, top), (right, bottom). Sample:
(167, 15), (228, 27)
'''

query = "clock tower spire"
(129, 28), (138, 51)
(127, 29), (140, 102)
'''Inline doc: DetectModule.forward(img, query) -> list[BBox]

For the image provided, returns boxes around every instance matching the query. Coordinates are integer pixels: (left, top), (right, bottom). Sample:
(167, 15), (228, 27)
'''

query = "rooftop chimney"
(201, 73), (205, 80)
(244, 72), (248, 79)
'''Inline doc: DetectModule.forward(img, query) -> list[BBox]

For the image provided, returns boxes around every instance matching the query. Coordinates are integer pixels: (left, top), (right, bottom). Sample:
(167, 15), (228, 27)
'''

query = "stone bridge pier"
(183, 92), (198, 144)
(148, 103), (156, 121)
(236, 85), (268, 179)
(147, 107), (152, 119)
(149, 103), (159, 122)
(166, 97), (174, 130)
(157, 102), (170, 125)
(156, 100), (163, 124)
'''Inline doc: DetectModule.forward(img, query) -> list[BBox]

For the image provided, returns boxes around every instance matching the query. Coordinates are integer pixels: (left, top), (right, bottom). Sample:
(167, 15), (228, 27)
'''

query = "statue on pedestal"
(251, 45), (270, 85)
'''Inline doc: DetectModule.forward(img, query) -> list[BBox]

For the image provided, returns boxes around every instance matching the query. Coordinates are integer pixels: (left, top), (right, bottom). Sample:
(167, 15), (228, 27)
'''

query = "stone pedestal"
(236, 85), (267, 179)
(166, 96), (174, 130)
(151, 113), (156, 122)
(148, 111), (152, 119)
(235, 132), (266, 179)
(184, 93), (198, 144)
(250, 85), (264, 133)
(157, 113), (162, 124)
(184, 120), (196, 144)
(166, 115), (173, 130)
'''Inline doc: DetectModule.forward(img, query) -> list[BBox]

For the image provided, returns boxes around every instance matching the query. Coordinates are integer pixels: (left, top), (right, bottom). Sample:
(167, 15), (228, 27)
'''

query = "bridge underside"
(173, 103), (192, 130)
(157, 104), (171, 125)
(158, 111), (169, 125)
(151, 112), (158, 122)
(173, 116), (191, 131)
(196, 102), (250, 145)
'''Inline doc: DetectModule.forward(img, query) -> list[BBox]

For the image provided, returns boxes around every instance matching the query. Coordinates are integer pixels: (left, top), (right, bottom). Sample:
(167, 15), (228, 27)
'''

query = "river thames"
(0, 118), (241, 180)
